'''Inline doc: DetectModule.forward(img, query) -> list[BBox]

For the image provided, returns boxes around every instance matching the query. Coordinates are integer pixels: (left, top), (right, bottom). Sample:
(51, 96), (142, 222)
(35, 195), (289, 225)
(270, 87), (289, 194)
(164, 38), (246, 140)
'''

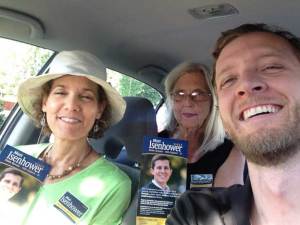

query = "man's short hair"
(0, 167), (24, 187)
(212, 23), (300, 84)
(151, 154), (172, 169)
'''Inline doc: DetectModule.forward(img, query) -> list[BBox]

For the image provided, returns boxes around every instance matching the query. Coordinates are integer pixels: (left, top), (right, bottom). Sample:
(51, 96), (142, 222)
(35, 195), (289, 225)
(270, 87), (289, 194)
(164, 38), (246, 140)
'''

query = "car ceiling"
(0, 0), (300, 93)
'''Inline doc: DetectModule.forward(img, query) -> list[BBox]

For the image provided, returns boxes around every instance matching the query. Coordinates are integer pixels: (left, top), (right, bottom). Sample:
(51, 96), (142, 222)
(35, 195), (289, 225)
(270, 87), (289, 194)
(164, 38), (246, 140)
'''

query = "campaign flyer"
(136, 136), (188, 225)
(0, 145), (50, 225)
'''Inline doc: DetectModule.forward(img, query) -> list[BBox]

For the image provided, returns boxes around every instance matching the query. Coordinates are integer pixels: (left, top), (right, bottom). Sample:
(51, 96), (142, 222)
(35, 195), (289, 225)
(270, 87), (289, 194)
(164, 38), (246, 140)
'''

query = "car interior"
(89, 96), (157, 225)
(0, 0), (300, 224)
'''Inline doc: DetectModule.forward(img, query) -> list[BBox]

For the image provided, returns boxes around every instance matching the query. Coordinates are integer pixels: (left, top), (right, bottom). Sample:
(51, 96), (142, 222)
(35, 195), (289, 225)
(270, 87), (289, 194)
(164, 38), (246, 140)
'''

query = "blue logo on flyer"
(143, 136), (188, 158)
(0, 145), (51, 182)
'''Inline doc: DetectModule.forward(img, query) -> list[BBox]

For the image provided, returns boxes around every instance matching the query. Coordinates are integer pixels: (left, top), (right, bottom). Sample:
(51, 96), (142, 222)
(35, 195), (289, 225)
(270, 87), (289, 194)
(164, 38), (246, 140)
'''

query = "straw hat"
(17, 50), (126, 126)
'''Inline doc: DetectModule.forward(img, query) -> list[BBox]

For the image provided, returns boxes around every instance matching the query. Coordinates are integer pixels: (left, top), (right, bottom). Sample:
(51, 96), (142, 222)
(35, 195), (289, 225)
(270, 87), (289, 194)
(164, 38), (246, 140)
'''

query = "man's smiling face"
(215, 32), (300, 166)
(151, 160), (172, 188)
(0, 173), (22, 199)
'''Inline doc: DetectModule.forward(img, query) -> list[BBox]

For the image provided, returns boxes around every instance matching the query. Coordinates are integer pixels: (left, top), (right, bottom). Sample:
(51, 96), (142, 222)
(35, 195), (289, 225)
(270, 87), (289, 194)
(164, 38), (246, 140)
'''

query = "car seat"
(89, 96), (158, 225)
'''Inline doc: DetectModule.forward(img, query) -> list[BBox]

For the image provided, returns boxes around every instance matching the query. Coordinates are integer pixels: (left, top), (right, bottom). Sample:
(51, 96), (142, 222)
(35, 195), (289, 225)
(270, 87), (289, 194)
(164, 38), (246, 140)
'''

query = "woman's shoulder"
(189, 139), (233, 172)
(94, 158), (131, 184)
(205, 138), (233, 159)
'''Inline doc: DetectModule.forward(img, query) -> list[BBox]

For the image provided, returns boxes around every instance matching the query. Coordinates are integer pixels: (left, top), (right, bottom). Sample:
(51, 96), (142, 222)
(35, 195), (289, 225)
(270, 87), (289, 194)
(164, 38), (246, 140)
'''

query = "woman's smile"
(58, 116), (82, 124)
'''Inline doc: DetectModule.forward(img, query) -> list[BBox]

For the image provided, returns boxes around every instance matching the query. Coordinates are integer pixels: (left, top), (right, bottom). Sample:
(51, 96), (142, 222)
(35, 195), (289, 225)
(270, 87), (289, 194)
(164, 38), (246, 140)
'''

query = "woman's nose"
(64, 96), (80, 111)
(182, 94), (194, 106)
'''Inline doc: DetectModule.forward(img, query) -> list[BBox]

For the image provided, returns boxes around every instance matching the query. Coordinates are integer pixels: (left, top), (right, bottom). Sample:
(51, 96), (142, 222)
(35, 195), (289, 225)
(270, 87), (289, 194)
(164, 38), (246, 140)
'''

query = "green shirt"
(17, 144), (131, 225)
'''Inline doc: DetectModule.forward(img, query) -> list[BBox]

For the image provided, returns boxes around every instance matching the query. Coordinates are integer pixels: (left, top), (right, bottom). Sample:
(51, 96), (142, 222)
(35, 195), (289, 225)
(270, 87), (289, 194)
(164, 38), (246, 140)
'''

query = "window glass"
(107, 69), (162, 107)
(0, 38), (163, 129)
(0, 38), (53, 127)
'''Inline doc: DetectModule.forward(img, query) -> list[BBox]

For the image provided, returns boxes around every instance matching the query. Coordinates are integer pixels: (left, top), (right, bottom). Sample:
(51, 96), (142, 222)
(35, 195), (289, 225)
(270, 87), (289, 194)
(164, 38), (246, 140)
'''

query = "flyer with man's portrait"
(136, 136), (188, 225)
(0, 145), (50, 225)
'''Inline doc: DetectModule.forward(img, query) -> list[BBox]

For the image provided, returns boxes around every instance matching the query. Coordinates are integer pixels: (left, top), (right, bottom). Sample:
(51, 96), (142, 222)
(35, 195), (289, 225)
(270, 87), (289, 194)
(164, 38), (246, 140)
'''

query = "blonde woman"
(160, 62), (245, 188)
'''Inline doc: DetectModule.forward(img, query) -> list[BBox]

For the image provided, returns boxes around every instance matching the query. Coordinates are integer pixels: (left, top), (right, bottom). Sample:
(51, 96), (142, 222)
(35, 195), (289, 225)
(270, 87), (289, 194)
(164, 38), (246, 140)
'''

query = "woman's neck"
(49, 138), (90, 165)
(173, 126), (204, 163)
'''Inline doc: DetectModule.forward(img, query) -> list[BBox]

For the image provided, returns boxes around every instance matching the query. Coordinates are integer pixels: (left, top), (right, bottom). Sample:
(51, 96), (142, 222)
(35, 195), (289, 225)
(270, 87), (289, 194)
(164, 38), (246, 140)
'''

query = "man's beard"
(225, 107), (300, 167)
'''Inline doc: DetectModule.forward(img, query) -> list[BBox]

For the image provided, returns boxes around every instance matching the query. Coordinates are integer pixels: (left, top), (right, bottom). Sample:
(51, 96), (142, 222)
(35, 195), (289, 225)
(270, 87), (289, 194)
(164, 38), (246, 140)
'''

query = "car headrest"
(89, 96), (158, 163)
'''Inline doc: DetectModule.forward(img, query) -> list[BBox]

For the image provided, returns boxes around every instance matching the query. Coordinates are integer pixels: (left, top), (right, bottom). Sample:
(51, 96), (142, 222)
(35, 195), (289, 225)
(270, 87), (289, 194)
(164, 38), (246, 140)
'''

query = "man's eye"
(262, 65), (283, 72)
(220, 77), (236, 89)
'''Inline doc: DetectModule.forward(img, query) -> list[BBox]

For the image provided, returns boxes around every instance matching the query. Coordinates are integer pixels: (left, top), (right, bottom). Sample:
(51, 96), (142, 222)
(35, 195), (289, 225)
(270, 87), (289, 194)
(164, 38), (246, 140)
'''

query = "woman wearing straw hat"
(17, 50), (131, 225)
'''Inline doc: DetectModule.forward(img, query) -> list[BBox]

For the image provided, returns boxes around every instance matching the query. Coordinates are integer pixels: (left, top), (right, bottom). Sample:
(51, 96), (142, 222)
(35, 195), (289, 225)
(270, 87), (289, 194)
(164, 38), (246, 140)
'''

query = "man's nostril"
(238, 90), (245, 96)
(254, 86), (262, 91)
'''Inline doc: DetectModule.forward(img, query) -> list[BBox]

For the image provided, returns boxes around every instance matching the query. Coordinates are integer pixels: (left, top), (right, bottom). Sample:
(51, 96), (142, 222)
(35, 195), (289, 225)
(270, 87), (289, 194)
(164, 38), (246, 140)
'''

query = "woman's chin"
(54, 132), (87, 141)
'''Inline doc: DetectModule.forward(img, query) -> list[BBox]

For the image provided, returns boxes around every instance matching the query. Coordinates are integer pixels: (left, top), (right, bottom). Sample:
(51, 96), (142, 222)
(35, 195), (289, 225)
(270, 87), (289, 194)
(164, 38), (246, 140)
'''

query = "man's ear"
(150, 168), (154, 176)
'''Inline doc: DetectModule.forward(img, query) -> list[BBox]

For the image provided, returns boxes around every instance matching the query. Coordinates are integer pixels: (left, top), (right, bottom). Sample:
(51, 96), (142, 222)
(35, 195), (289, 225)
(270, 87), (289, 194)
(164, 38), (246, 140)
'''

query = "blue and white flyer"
(0, 145), (50, 182)
(0, 145), (50, 225)
(136, 136), (188, 225)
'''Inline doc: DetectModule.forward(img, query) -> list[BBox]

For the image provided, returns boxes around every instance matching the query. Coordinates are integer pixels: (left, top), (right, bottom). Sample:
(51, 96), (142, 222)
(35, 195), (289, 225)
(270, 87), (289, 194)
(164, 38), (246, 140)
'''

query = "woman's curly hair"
(30, 80), (111, 139)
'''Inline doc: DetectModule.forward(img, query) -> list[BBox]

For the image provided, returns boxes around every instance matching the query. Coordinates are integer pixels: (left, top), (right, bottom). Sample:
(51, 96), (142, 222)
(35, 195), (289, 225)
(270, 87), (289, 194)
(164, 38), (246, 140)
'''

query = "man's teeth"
(243, 105), (280, 120)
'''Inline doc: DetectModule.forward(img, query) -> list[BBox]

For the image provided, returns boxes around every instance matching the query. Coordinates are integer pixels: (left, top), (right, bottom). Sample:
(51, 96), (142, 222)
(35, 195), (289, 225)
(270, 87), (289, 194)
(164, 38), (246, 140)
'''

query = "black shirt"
(158, 130), (233, 189)
(187, 139), (232, 189)
(166, 179), (252, 225)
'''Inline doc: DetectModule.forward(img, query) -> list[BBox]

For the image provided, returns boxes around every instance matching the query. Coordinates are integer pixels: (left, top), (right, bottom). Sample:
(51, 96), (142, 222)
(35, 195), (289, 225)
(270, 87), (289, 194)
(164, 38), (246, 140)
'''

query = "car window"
(0, 38), (163, 131)
(0, 37), (54, 128)
(107, 69), (162, 108)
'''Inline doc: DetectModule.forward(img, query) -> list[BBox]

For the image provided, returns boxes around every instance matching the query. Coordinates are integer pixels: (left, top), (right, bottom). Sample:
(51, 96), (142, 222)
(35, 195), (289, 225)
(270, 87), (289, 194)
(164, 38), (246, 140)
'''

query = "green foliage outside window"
(0, 38), (53, 127)
(0, 100), (4, 127)
(0, 38), (162, 130)
(118, 75), (162, 107)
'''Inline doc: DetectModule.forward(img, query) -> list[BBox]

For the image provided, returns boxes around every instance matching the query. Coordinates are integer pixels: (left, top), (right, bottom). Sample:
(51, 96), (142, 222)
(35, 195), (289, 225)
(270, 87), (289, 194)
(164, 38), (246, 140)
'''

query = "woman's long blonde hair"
(164, 62), (225, 157)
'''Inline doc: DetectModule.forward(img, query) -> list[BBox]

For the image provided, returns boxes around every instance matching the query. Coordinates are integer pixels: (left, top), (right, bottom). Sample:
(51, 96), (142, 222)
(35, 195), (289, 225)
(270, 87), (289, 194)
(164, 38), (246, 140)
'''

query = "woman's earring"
(93, 120), (100, 133)
(40, 112), (46, 127)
